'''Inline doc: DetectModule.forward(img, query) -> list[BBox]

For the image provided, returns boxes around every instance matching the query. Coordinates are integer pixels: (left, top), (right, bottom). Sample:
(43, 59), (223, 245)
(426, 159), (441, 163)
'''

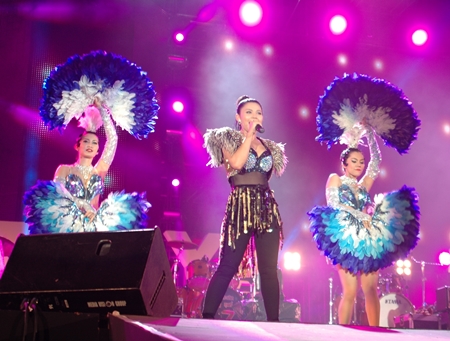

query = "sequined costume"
(308, 130), (419, 274)
(202, 127), (287, 321)
(23, 107), (150, 234)
(203, 127), (287, 254)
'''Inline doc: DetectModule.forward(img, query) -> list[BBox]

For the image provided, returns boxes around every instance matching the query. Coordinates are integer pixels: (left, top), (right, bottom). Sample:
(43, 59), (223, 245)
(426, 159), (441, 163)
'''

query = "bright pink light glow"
(225, 40), (233, 50)
(412, 29), (428, 46)
(172, 101), (184, 113)
(175, 32), (185, 42)
(439, 252), (450, 266)
(239, 1), (263, 27)
(283, 252), (301, 271)
(172, 179), (180, 187)
(330, 15), (347, 35)
(337, 54), (347, 65)
(444, 124), (450, 135)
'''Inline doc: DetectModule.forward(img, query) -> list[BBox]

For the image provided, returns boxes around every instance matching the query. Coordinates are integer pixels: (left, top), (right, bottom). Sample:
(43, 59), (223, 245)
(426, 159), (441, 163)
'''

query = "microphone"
(255, 124), (265, 133)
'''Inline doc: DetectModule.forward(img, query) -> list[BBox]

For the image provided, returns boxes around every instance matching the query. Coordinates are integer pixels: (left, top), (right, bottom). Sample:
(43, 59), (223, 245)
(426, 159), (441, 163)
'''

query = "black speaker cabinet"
(0, 228), (177, 317)
(436, 286), (450, 312)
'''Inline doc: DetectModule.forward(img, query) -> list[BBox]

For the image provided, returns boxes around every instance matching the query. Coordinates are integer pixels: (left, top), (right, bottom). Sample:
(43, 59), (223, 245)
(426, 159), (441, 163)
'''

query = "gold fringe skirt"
(219, 185), (283, 276)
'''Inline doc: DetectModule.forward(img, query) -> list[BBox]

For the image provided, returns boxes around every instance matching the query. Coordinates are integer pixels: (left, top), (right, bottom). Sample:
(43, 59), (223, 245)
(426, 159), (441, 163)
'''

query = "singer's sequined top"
(238, 148), (273, 176)
(203, 127), (287, 179)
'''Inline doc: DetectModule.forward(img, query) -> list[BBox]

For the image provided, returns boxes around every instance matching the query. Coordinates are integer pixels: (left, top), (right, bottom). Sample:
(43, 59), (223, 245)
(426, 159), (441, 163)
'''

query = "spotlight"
(337, 54), (347, 65)
(299, 106), (309, 119)
(239, 1), (263, 27)
(174, 32), (185, 43)
(172, 101), (184, 113)
(374, 59), (383, 70)
(225, 40), (234, 50)
(443, 124), (450, 135)
(439, 252), (450, 266)
(263, 44), (274, 56)
(396, 259), (412, 276)
(283, 252), (301, 271)
(329, 15), (347, 35)
(412, 29), (428, 46)
(172, 179), (180, 187)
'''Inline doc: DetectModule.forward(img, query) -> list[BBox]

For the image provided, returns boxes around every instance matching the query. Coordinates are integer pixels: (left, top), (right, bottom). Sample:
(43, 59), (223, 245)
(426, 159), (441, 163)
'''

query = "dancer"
(23, 98), (150, 233)
(23, 51), (159, 233)
(309, 74), (420, 326)
(202, 95), (287, 321)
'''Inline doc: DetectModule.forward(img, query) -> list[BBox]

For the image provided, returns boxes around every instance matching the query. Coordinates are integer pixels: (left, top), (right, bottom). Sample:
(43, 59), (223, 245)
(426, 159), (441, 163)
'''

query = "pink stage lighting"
(329, 15), (347, 35)
(172, 101), (184, 113)
(439, 252), (450, 266)
(225, 40), (234, 50)
(396, 259), (412, 276)
(283, 252), (301, 271)
(174, 32), (185, 43)
(444, 124), (450, 135)
(412, 29), (428, 46)
(172, 179), (180, 187)
(239, 1), (263, 27)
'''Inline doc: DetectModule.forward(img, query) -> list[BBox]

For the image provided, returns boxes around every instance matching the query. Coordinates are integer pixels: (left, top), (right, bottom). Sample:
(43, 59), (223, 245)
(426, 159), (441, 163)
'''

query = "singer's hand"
(246, 121), (258, 139)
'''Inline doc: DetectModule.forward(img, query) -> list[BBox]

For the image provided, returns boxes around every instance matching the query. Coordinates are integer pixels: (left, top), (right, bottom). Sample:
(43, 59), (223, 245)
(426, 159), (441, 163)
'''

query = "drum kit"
(168, 239), (253, 319)
(331, 273), (414, 327)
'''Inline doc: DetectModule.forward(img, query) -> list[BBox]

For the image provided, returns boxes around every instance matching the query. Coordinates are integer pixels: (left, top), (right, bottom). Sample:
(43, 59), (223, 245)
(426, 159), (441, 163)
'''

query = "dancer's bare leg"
(337, 265), (358, 324)
(361, 271), (380, 326)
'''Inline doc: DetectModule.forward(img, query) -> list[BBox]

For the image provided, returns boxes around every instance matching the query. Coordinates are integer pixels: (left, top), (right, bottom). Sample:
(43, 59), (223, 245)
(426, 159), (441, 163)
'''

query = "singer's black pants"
(202, 227), (280, 321)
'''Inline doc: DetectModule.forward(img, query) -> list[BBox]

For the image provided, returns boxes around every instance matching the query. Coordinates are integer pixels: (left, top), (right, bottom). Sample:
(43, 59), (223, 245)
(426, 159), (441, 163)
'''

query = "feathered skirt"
(23, 180), (150, 234)
(308, 185), (420, 274)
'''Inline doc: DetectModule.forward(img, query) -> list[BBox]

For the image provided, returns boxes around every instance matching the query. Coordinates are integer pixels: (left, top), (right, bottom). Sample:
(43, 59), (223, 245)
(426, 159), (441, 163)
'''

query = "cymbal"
(0, 236), (15, 257)
(167, 240), (197, 250)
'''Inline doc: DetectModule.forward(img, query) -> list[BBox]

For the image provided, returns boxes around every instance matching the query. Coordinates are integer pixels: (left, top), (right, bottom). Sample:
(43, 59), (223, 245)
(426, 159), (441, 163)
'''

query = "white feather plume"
(53, 75), (102, 125)
(102, 80), (136, 134)
(52, 76), (137, 133)
(331, 94), (396, 147)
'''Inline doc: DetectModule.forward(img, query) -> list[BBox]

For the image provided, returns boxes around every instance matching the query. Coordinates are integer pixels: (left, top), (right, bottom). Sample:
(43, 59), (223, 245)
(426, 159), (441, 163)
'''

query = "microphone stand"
(421, 261), (426, 308)
(328, 277), (333, 324)
(411, 256), (444, 309)
(172, 246), (184, 286)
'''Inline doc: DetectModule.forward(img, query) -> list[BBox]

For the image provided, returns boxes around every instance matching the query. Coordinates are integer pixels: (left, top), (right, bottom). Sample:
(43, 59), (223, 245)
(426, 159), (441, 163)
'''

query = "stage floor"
(109, 315), (450, 341)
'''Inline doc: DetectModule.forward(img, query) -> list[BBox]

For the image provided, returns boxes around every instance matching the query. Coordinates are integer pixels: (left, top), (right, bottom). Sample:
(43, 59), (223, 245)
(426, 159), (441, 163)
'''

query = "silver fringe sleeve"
(99, 106), (118, 166)
(203, 127), (241, 167)
(365, 128), (381, 180)
(326, 187), (371, 221)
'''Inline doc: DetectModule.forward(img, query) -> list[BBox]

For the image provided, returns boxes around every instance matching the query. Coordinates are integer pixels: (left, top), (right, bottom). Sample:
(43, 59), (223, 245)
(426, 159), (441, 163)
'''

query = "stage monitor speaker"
(0, 228), (177, 317)
(437, 286), (450, 312)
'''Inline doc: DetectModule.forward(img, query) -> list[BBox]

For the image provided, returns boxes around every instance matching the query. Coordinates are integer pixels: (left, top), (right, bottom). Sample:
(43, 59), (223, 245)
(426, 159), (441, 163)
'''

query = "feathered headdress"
(40, 50), (159, 139)
(316, 73), (420, 154)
